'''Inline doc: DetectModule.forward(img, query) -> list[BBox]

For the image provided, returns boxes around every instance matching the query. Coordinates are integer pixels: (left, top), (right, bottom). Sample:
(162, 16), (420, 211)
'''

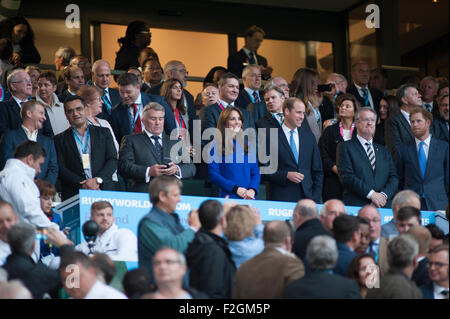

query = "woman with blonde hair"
(208, 107), (260, 199)
(224, 205), (264, 268)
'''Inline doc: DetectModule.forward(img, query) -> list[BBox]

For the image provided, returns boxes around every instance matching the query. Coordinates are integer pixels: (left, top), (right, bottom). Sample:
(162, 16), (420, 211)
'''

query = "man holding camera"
(118, 102), (195, 193)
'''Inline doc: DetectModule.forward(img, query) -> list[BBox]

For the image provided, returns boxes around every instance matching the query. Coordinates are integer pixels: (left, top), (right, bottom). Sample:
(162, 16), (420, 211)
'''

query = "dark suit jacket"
(58, 89), (76, 103)
(284, 270), (362, 299)
(0, 98), (54, 140)
(110, 93), (177, 146)
(431, 117), (449, 142)
(0, 128), (58, 184)
(318, 123), (357, 201)
(3, 252), (61, 299)
(319, 96), (335, 124)
(246, 102), (268, 124)
(412, 258), (431, 288)
(333, 242), (357, 277)
(227, 49), (268, 79)
(419, 281), (435, 299)
(233, 247), (305, 299)
(118, 132), (196, 193)
(148, 82), (163, 96)
(54, 125), (118, 200)
(336, 137), (399, 208)
(385, 112), (414, 159)
(396, 138), (449, 211)
(264, 127), (323, 203)
(347, 83), (383, 116)
(293, 218), (331, 263)
(97, 87), (122, 123)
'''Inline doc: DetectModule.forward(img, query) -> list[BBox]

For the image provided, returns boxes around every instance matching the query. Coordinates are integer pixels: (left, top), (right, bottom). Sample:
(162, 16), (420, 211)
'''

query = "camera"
(317, 83), (333, 92)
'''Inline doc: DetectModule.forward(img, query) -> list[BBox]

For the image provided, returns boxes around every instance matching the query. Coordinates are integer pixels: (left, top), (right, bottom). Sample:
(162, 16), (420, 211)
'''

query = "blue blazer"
(396, 138), (449, 211)
(419, 282), (435, 299)
(333, 242), (357, 277)
(208, 140), (260, 198)
(110, 92), (177, 146)
(265, 127), (323, 203)
(97, 87), (122, 123)
(336, 137), (399, 207)
(0, 127), (58, 184)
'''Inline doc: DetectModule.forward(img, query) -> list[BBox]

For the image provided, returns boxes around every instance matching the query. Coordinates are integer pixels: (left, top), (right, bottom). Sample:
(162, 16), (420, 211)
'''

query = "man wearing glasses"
(420, 245), (449, 299)
(337, 107), (398, 208)
(0, 69), (53, 140)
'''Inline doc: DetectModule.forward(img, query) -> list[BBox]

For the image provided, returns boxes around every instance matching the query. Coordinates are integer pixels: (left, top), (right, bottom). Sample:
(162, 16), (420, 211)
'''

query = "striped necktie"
(365, 142), (376, 170)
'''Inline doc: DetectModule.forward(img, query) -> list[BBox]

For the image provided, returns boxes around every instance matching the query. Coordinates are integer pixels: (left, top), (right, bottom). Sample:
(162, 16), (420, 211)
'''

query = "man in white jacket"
(0, 140), (57, 229)
(75, 200), (137, 261)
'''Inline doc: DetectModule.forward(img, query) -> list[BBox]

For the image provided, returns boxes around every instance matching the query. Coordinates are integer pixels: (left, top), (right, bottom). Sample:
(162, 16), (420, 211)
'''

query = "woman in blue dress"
(208, 107), (260, 199)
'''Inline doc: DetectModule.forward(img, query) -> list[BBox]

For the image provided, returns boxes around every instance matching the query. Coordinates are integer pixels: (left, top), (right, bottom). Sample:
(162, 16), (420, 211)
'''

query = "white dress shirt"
(127, 93), (144, 131)
(415, 135), (431, 159)
(244, 87), (260, 103)
(84, 280), (127, 299)
(401, 109), (411, 125)
(75, 224), (138, 261)
(282, 124), (299, 155)
(433, 283), (449, 300)
(21, 125), (38, 142)
(354, 83), (375, 109)
(218, 98), (235, 108)
(36, 93), (69, 135)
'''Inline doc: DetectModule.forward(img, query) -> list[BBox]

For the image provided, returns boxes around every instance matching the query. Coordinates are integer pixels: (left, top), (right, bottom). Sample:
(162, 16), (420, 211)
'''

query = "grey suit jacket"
(118, 132), (196, 193)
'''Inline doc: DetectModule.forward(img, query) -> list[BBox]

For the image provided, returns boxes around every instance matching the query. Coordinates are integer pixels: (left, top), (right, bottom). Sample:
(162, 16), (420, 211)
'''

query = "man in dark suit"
(337, 107), (398, 208)
(148, 60), (196, 125)
(407, 225), (432, 288)
(199, 73), (255, 143)
(420, 245), (449, 299)
(233, 220), (305, 299)
(265, 97), (323, 203)
(396, 107), (449, 211)
(141, 58), (163, 92)
(431, 93), (449, 142)
(366, 235), (422, 299)
(54, 96), (117, 201)
(292, 199), (331, 266)
(385, 84), (422, 158)
(58, 66), (85, 103)
(332, 215), (360, 277)
(227, 25), (272, 80)
(0, 69), (53, 140)
(118, 102), (195, 193)
(110, 73), (176, 146)
(255, 86), (285, 130)
(235, 65), (267, 123)
(346, 60), (383, 116)
(419, 76), (440, 116)
(92, 60), (121, 122)
(285, 235), (362, 299)
(0, 100), (58, 184)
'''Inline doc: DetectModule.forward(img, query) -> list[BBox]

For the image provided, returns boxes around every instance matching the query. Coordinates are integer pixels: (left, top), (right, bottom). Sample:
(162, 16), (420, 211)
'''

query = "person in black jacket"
(186, 200), (236, 299)
(114, 21), (151, 74)
(0, 16), (41, 66)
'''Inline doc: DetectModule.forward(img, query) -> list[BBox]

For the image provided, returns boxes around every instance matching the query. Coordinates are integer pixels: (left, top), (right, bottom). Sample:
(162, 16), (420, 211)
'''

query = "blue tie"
(289, 130), (298, 162)
(418, 141), (427, 179)
(362, 88), (370, 106)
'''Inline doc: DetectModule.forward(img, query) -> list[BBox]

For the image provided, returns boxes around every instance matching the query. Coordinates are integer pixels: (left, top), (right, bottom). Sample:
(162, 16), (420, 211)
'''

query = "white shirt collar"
(282, 123), (297, 135)
(218, 98), (234, 108)
(133, 93), (142, 106)
(21, 125), (38, 141)
(354, 83), (369, 90)
(415, 135), (431, 148)
(12, 95), (27, 107)
(144, 128), (163, 142)
(433, 282), (449, 298)
(36, 93), (62, 108)
(242, 47), (255, 57)
(357, 134), (373, 146)
(400, 109), (410, 123)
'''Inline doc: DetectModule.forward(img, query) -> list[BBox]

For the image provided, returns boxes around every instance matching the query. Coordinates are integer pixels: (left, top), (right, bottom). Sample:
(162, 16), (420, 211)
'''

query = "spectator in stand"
(203, 66), (227, 87)
(319, 94), (359, 201)
(285, 235), (362, 299)
(137, 47), (159, 71)
(0, 37), (14, 89)
(366, 234), (422, 299)
(347, 253), (378, 298)
(201, 83), (219, 108)
(0, 16), (41, 66)
(0, 200), (19, 265)
(358, 205), (382, 260)
(425, 224), (446, 252)
(233, 220), (305, 299)
(420, 76), (439, 116)
(235, 65), (267, 123)
(186, 199), (236, 299)
(370, 67), (388, 97)
(90, 253), (116, 285)
(92, 59), (121, 120)
(77, 85), (119, 152)
(319, 199), (347, 234)
(374, 95), (400, 146)
(208, 107), (260, 199)
(420, 245), (449, 299)
(114, 21), (151, 72)
(224, 205), (264, 268)
(332, 215), (361, 276)
(255, 85), (285, 131)
(431, 93), (449, 142)
(408, 225), (432, 287)
(54, 46), (75, 87)
(122, 267), (153, 299)
(324, 73), (348, 106)
(70, 55), (92, 85)
(355, 217), (371, 255)
(24, 65), (40, 98)
(141, 58), (163, 92)
(59, 66), (85, 103)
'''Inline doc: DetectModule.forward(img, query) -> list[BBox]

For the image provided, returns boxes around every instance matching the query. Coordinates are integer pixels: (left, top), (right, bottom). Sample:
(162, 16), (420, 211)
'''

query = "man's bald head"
(293, 199), (319, 229)
(0, 201), (18, 242)
(358, 205), (381, 241)
(92, 60), (111, 89)
(320, 199), (347, 233)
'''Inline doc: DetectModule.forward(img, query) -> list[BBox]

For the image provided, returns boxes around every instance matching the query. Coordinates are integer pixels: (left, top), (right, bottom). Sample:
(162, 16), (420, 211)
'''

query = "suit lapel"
(89, 126), (98, 173)
(140, 132), (160, 163)
(351, 138), (373, 172)
(66, 128), (82, 168)
(279, 127), (297, 166)
(399, 115), (414, 139)
(424, 138), (436, 179)
(407, 142), (421, 175)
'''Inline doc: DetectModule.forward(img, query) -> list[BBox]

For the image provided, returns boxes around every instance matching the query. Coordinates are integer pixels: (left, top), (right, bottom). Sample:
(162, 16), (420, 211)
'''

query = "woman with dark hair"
(318, 93), (359, 201)
(160, 78), (188, 140)
(374, 95), (399, 145)
(0, 16), (41, 66)
(208, 107), (260, 199)
(203, 66), (228, 87)
(348, 254), (378, 298)
(114, 20), (151, 71)
(290, 68), (323, 142)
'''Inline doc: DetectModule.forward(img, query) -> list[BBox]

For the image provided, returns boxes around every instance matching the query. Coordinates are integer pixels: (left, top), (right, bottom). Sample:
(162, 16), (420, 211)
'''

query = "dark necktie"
(253, 91), (260, 103)
(277, 113), (284, 124)
(151, 135), (163, 162)
(362, 88), (370, 106)
(365, 142), (376, 170)
(248, 52), (256, 64)
(133, 104), (142, 133)
(424, 104), (432, 112)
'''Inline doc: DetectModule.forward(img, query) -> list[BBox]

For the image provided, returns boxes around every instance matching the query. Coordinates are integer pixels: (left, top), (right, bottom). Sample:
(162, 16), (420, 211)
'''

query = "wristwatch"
(96, 177), (103, 185)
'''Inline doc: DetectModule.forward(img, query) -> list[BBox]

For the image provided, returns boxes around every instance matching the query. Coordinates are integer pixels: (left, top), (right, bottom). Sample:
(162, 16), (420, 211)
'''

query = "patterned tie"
(133, 104), (142, 133)
(277, 113), (284, 124)
(418, 141), (427, 179)
(253, 91), (260, 103)
(151, 135), (163, 162)
(248, 52), (256, 64)
(362, 88), (370, 106)
(424, 104), (432, 112)
(289, 130), (298, 162)
(365, 142), (376, 170)
(102, 90), (112, 114)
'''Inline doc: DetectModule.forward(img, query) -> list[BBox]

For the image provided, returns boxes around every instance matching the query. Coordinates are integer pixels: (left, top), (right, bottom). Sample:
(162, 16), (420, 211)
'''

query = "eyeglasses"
(12, 79), (32, 85)
(428, 262), (449, 268)
(65, 106), (84, 115)
(359, 118), (376, 123)
(365, 218), (381, 224)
